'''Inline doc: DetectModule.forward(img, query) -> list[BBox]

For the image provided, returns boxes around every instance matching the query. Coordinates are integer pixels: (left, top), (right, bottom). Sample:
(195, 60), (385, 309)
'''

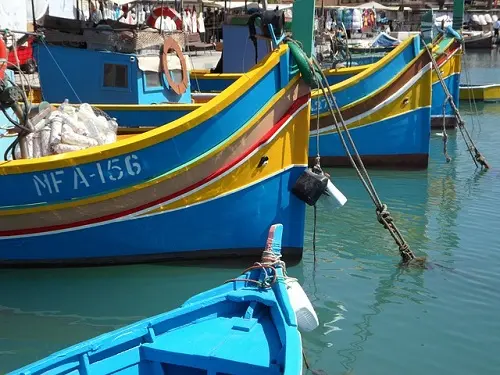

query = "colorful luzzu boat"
(191, 29), (462, 136)
(0, 1), (318, 266)
(7, 223), (318, 375)
(191, 31), (461, 168)
(307, 36), (432, 168)
(429, 34), (462, 129)
(316, 33), (462, 131)
(459, 83), (500, 102)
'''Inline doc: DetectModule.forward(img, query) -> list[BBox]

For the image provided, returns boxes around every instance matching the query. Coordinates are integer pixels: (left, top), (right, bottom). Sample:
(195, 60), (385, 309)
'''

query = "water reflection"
(336, 263), (432, 373)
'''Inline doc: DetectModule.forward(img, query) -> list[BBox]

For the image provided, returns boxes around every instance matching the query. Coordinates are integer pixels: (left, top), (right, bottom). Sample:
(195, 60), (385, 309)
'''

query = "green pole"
(421, 9), (434, 44)
(291, 0), (315, 58)
(452, 0), (464, 31)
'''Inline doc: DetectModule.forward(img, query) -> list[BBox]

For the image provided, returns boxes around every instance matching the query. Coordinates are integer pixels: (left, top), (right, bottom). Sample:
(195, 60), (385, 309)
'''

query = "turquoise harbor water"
(1, 50), (500, 374)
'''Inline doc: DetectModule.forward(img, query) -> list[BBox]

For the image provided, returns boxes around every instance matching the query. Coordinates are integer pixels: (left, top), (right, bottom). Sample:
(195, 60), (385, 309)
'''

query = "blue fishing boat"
(7, 223), (318, 375)
(189, 27), (461, 168)
(0, 0), (320, 266)
(313, 32), (462, 132)
(246, 33), (439, 168)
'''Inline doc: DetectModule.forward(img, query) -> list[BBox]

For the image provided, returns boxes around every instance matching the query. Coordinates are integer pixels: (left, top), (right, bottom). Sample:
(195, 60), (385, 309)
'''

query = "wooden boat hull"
(311, 37), (461, 167)
(191, 35), (462, 167)
(7, 224), (305, 375)
(310, 47), (432, 169)
(0, 46), (310, 266)
(430, 39), (462, 129)
(321, 37), (462, 131)
(464, 33), (493, 49)
(459, 84), (500, 102)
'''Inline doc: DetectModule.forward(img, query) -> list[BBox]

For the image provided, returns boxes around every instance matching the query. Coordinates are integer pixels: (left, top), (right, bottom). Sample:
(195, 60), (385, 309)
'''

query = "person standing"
(198, 11), (206, 42)
(494, 18), (500, 40)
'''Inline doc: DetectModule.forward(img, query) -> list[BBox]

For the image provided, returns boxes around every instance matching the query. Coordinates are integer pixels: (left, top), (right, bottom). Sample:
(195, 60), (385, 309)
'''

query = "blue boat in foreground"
(8, 224), (318, 375)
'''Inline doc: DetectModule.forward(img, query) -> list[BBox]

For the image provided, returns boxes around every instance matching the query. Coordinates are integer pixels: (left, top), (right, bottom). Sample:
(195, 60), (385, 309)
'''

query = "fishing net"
(7, 101), (119, 160)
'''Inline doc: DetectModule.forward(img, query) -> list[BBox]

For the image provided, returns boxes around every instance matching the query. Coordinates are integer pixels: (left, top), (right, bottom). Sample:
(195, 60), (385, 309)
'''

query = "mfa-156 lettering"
(33, 154), (142, 197)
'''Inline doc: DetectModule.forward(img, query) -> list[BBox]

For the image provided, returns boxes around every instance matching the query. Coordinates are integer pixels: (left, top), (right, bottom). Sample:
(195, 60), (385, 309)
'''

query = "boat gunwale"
(0, 44), (290, 174)
(460, 84), (500, 89)
(0, 77), (306, 215)
(310, 38), (457, 119)
(7, 239), (299, 375)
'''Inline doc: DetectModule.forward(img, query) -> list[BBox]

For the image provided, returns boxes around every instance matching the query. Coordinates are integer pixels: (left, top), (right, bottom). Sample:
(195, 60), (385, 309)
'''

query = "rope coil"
(224, 248), (287, 288)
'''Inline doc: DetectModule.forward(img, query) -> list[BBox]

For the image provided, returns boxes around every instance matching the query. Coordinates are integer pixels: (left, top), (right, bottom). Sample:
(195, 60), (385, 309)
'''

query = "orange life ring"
(161, 37), (188, 96)
(146, 7), (182, 31)
(0, 38), (7, 80)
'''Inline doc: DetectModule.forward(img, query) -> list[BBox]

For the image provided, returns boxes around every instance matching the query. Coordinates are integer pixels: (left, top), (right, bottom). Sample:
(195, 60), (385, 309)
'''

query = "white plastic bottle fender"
(32, 132), (42, 159)
(53, 143), (85, 154)
(13, 143), (21, 160)
(285, 277), (319, 332)
(49, 118), (63, 148)
(318, 178), (348, 211)
(25, 132), (34, 159)
(61, 124), (99, 148)
(40, 127), (52, 156)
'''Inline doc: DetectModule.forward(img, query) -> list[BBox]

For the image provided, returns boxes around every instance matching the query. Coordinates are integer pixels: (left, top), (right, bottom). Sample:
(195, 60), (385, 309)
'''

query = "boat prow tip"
(266, 223), (283, 256)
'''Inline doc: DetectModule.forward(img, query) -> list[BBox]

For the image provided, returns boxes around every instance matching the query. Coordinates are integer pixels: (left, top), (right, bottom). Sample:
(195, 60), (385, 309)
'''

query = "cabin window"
(145, 71), (162, 88)
(103, 64), (128, 88)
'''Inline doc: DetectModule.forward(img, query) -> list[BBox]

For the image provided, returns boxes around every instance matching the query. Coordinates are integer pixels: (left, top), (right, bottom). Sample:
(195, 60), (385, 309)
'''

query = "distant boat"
(460, 83), (500, 102)
(7, 223), (318, 375)
(463, 30), (493, 49)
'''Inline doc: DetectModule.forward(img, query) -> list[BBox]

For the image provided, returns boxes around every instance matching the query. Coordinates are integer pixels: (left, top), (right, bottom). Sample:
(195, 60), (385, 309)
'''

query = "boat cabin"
(35, 17), (193, 106)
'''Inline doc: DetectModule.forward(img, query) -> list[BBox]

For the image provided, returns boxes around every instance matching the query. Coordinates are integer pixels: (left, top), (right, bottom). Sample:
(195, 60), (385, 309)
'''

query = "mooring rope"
(224, 248), (287, 288)
(286, 37), (419, 265)
(315, 71), (416, 264)
(312, 78), (323, 265)
(422, 40), (489, 170)
(461, 44), (483, 141)
(442, 96), (452, 163)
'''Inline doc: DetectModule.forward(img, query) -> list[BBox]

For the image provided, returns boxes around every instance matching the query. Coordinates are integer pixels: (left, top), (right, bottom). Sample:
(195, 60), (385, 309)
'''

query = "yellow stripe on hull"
(432, 52), (461, 84)
(0, 45), (289, 174)
(317, 65), (432, 135)
(0, 76), (302, 217)
(143, 103), (310, 215)
(460, 85), (500, 102)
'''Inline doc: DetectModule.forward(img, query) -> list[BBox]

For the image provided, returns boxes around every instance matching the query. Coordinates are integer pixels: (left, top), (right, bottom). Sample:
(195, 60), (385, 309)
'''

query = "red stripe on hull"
(0, 94), (310, 237)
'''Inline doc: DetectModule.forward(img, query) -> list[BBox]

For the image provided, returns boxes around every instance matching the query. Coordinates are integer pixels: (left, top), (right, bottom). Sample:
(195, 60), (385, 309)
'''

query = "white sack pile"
(18, 101), (118, 159)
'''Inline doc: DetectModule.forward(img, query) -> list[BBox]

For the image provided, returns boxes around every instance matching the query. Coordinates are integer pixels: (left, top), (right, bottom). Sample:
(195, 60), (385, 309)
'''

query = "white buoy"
(318, 178), (347, 211)
(285, 278), (319, 332)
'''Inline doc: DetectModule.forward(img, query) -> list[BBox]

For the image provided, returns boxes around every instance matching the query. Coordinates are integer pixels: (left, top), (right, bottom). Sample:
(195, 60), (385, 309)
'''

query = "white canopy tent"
(202, 1), (292, 10)
(354, 1), (411, 12)
(111, 0), (142, 6)
(0, 1), (28, 33)
(25, 0), (49, 22)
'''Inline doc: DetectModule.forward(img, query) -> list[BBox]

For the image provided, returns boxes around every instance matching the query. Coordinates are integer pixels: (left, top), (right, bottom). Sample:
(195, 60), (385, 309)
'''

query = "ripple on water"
(2, 55), (500, 375)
